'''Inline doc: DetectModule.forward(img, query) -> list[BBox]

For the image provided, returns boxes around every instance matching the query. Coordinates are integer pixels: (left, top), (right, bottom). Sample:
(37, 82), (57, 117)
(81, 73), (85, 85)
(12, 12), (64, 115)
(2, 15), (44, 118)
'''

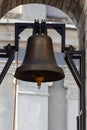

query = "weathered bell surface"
(14, 34), (65, 87)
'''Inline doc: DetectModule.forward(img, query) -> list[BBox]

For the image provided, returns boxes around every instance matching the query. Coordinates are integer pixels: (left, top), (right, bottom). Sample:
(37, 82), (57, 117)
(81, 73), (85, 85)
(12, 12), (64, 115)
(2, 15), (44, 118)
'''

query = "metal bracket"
(64, 45), (86, 130)
(0, 44), (16, 84)
(15, 22), (65, 52)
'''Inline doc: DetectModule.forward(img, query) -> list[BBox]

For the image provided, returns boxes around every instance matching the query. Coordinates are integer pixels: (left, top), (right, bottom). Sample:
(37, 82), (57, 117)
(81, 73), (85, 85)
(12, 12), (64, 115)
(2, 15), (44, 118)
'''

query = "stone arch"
(0, 1), (86, 130)
(0, 0), (86, 48)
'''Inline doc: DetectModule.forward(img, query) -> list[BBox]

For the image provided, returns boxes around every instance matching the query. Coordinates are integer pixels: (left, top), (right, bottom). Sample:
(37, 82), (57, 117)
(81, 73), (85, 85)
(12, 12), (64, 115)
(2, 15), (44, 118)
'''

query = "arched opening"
(0, 3), (82, 130)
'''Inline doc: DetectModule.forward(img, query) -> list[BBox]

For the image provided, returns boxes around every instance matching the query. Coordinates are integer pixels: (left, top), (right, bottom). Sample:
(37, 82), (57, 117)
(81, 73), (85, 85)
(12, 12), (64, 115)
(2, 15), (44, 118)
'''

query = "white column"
(64, 66), (79, 130)
(16, 81), (49, 130)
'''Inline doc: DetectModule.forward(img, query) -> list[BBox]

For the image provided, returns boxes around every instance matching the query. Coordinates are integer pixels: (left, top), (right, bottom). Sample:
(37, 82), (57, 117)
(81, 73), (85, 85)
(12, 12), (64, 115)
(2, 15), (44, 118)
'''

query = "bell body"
(14, 34), (65, 82)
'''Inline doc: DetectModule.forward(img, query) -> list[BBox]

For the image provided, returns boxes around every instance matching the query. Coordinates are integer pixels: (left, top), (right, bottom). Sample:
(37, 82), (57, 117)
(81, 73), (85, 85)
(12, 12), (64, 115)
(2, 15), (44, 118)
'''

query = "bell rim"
(14, 65), (65, 82)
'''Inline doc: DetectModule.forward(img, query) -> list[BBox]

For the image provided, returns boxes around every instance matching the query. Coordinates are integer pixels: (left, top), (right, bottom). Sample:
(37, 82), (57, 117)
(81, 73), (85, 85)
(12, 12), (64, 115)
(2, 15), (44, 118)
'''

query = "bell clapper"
(35, 76), (44, 89)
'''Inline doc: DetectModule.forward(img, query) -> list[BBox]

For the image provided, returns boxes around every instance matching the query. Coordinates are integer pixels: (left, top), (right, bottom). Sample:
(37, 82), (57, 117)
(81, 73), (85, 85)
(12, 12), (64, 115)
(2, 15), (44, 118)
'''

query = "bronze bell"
(14, 34), (65, 87)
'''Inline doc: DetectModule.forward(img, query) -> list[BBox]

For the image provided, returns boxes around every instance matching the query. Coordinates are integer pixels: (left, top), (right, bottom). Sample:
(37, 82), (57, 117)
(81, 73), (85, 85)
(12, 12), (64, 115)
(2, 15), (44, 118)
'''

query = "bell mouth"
(14, 69), (65, 82)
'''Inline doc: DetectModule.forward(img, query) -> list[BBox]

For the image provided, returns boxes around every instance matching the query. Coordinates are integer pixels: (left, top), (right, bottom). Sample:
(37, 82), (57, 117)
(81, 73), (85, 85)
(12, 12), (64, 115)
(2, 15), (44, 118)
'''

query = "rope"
(13, 51), (19, 130)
